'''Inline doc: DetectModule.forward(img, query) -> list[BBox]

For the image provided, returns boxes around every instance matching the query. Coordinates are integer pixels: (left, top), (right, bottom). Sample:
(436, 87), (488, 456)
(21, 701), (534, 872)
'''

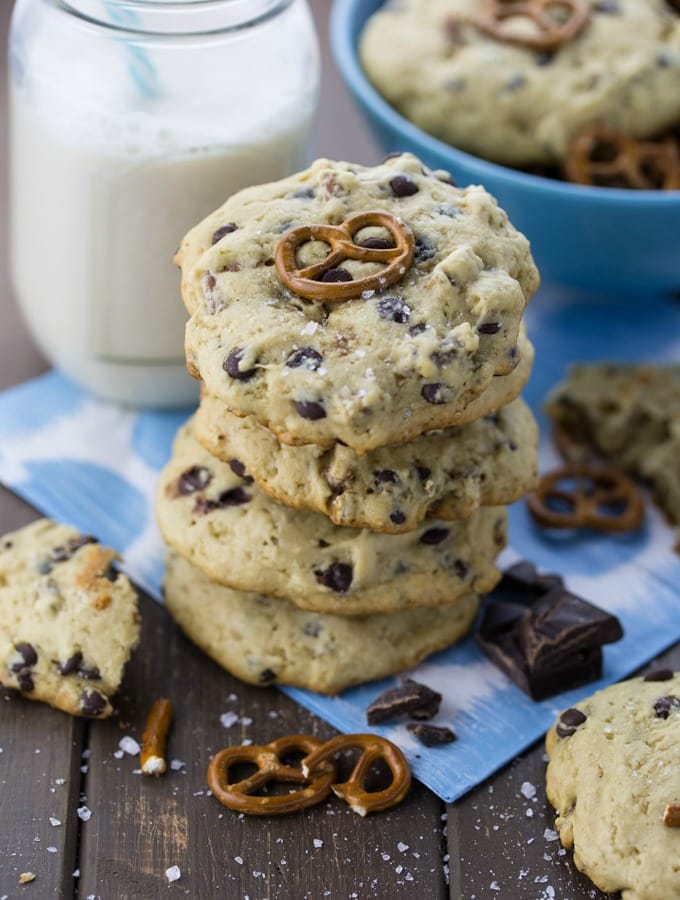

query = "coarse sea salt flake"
(220, 711), (239, 728)
(166, 865), (181, 883)
(119, 736), (141, 756)
(313, 839), (323, 849)
(49, 817), (61, 827)
(77, 806), (92, 822)
(397, 842), (409, 853)
(520, 781), (536, 800)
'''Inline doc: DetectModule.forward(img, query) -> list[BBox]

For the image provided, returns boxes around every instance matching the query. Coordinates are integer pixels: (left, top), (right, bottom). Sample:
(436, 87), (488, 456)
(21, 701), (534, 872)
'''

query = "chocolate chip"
(366, 679), (442, 725)
(535, 51), (555, 66)
(321, 267), (352, 283)
(409, 323), (427, 336)
(228, 459), (254, 484)
(390, 175), (418, 197)
(78, 665), (101, 681)
(406, 723), (457, 747)
(416, 466), (431, 481)
(374, 469), (399, 485)
(80, 689), (108, 717)
(478, 322), (501, 335)
(420, 527), (449, 545)
(421, 383), (451, 405)
(258, 668), (277, 685)
(223, 348), (257, 381)
(377, 297), (410, 324)
(390, 510), (406, 525)
(359, 237), (395, 250)
(556, 707), (587, 738)
(315, 562), (353, 593)
(211, 223), (238, 244)
(292, 187), (315, 199)
(217, 487), (251, 507)
(58, 652), (83, 676)
(286, 347), (323, 370)
(17, 671), (34, 693)
(454, 560), (469, 579)
(13, 643), (38, 669)
(414, 236), (436, 263)
(644, 668), (674, 682)
(295, 400), (326, 420)
(178, 465), (212, 495)
(654, 695), (680, 719)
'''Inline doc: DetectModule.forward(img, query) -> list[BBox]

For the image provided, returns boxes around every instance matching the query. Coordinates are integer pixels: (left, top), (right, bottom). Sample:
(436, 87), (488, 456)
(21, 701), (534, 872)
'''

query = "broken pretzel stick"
(663, 802), (680, 828)
(140, 698), (173, 776)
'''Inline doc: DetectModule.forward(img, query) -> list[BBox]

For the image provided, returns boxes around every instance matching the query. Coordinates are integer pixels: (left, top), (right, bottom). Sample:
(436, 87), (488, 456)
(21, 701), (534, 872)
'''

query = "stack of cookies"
(156, 153), (540, 695)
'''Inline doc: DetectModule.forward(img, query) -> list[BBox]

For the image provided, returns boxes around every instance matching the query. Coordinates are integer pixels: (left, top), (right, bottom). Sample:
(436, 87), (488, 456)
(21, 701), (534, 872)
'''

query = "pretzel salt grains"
(567, 125), (680, 190)
(275, 210), (415, 302)
(140, 698), (173, 776)
(301, 733), (412, 816)
(207, 735), (336, 815)
(474, 0), (590, 52)
(663, 802), (680, 827)
(526, 463), (644, 534)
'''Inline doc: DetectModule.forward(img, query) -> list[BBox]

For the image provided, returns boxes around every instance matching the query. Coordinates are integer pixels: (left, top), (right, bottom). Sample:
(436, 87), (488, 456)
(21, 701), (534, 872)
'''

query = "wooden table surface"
(1, 3), (678, 898)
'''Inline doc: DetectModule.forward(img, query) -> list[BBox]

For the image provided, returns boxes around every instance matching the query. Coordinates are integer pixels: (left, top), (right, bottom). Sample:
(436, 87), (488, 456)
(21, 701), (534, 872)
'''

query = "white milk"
(9, 0), (319, 406)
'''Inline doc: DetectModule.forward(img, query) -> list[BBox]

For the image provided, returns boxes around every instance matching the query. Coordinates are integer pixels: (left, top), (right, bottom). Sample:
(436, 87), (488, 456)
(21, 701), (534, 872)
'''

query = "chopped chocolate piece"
(518, 585), (623, 674)
(286, 347), (323, 370)
(406, 723), (456, 747)
(258, 668), (277, 685)
(374, 469), (399, 485)
(644, 668), (674, 682)
(178, 465), (212, 495)
(366, 679), (442, 725)
(228, 459), (254, 484)
(295, 400), (326, 420)
(377, 296), (410, 324)
(556, 707), (587, 738)
(13, 642), (38, 669)
(663, 802), (680, 827)
(478, 322), (501, 335)
(360, 236), (394, 250)
(421, 383), (451, 405)
(390, 175), (419, 197)
(390, 510), (406, 525)
(223, 348), (257, 381)
(420, 527), (449, 545)
(17, 671), (35, 693)
(653, 695), (680, 719)
(58, 651), (83, 676)
(315, 562), (353, 593)
(211, 223), (238, 244)
(216, 487), (251, 507)
(415, 465), (431, 481)
(78, 665), (101, 681)
(80, 689), (108, 717)
(321, 267), (353, 283)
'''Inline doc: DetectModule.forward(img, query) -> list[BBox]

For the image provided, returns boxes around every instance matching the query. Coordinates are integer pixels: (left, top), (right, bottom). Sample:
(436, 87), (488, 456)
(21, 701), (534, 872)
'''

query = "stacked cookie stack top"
(156, 153), (540, 695)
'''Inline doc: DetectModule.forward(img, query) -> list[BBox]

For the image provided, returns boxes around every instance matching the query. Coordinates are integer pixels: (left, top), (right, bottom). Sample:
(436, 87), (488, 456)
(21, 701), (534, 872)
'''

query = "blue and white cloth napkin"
(1, 286), (679, 802)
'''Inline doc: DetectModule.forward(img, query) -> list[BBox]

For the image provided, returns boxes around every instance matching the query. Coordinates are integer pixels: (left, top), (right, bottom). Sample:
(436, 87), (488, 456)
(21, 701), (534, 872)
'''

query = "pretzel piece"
(141, 698), (173, 776)
(526, 464), (644, 533)
(663, 802), (680, 827)
(302, 733), (411, 816)
(207, 735), (336, 815)
(567, 125), (680, 190)
(275, 210), (415, 301)
(474, 0), (590, 51)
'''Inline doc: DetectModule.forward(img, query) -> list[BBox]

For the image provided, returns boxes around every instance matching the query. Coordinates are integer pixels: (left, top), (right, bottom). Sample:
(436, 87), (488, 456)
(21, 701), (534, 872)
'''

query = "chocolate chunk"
(453, 560), (469, 579)
(223, 348), (257, 381)
(258, 668), (277, 685)
(420, 527), (449, 545)
(374, 469), (399, 485)
(556, 707), (587, 738)
(414, 236), (436, 263)
(13, 643), (38, 669)
(58, 652), (83, 676)
(409, 323), (427, 336)
(415, 466), (431, 481)
(390, 510), (406, 525)
(295, 400), (326, 420)
(663, 802), (680, 827)
(315, 562), (353, 593)
(78, 665), (101, 681)
(366, 679), (442, 725)
(653, 695), (680, 719)
(211, 223), (238, 244)
(286, 347), (323, 370)
(217, 487), (251, 507)
(406, 723), (457, 747)
(360, 237), (394, 250)
(644, 668), (674, 682)
(17, 671), (35, 693)
(390, 175), (419, 197)
(80, 689), (108, 717)
(594, 0), (620, 11)
(377, 297), (410, 324)
(321, 267), (352, 283)
(478, 322), (501, 335)
(228, 459), (254, 484)
(421, 383), (451, 405)
(178, 465), (212, 495)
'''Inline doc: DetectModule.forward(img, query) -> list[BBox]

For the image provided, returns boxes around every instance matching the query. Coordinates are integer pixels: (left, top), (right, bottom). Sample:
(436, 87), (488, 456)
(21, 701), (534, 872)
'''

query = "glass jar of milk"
(8, 0), (320, 407)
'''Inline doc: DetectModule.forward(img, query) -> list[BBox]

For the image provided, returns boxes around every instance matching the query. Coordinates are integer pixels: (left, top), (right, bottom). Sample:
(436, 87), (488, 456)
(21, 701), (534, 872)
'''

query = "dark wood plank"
(447, 643), (680, 899)
(78, 592), (448, 899)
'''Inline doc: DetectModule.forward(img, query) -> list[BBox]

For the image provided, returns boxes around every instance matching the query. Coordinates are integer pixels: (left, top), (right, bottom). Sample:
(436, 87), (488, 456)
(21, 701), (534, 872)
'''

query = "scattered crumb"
(19, 873), (36, 884)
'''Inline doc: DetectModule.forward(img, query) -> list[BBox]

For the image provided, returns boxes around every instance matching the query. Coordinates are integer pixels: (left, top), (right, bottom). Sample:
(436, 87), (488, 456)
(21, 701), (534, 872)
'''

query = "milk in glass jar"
(9, 0), (320, 406)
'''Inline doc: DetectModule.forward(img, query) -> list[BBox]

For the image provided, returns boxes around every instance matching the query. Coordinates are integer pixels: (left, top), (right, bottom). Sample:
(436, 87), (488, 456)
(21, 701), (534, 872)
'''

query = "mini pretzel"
(141, 698), (173, 776)
(301, 733), (411, 816)
(207, 735), (337, 815)
(663, 802), (680, 827)
(527, 464), (644, 533)
(474, 0), (590, 51)
(567, 125), (680, 190)
(275, 210), (415, 301)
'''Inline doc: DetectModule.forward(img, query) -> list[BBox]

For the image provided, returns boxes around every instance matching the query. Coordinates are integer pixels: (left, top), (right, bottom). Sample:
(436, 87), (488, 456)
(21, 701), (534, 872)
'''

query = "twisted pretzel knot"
(567, 125), (680, 190)
(275, 210), (415, 301)
(527, 464), (644, 533)
(207, 735), (337, 815)
(302, 733), (412, 817)
(475, 0), (590, 51)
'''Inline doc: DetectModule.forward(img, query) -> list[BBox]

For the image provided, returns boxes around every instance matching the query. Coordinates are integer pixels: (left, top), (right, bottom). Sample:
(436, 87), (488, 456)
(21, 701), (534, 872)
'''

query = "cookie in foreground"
(0, 518), (140, 717)
(545, 671), (680, 900)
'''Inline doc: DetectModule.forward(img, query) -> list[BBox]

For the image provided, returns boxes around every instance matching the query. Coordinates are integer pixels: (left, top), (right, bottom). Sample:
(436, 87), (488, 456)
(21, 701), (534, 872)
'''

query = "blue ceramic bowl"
(331, 0), (680, 292)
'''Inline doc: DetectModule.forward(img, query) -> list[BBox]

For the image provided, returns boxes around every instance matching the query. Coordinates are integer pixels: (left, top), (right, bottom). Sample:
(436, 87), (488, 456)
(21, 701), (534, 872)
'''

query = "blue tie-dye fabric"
(1, 285), (679, 802)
